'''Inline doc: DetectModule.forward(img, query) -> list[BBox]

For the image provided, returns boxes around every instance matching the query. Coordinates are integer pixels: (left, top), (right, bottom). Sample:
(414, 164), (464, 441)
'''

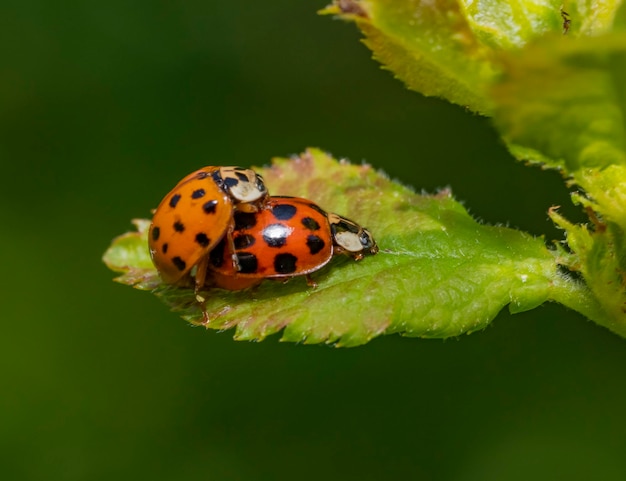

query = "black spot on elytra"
(234, 234), (256, 249)
(173, 220), (185, 232)
(272, 203), (297, 221)
(195, 232), (210, 247)
(172, 256), (186, 271)
(301, 217), (320, 231)
(237, 252), (258, 273)
(203, 200), (218, 214)
(169, 194), (181, 208)
(209, 239), (226, 268)
(151, 226), (160, 241)
(274, 253), (297, 274)
(306, 235), (325, 255)
(262, 224), (289, 248)
(162, 243), (168, 254)
(234, 212), (257, 230)
(191, 188), (205, 199)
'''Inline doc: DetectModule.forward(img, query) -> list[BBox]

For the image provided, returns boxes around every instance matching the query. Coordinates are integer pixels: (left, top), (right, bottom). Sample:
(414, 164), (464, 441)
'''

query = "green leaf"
(103, 149), (605, 346)
(492, 34), (626, 176)
(549, 207), (626, 337)
(320, 0), (594, 114)
(492, 30), (626, 274)
(102, 219), (162, 290)
(462, 0), (563, 49)
(321, 0), (498, 114)
(490, 18), (626, 334)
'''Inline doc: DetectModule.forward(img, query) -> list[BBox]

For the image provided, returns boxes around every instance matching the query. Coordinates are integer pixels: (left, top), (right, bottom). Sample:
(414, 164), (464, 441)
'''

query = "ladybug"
(148, 166), (268, 289)
(327, 212), (379, 260)
(206, 196), (378, 290)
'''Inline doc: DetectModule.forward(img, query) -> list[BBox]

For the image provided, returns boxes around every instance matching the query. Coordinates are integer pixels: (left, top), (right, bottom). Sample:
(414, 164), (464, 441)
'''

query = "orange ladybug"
(148, 166), (268, 289)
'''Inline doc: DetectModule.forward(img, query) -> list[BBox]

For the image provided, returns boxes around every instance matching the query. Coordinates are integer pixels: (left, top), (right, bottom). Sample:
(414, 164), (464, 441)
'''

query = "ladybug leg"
(194, 292), (211, 326)
(305, 274), (318, 288)
(224, 226), (241, 272)
(194, 256), (209, 292)
(193, 257), (211, 325)
(351, 252), (365, 261)
(335, 246), (364, 262)
(201, 309), (210, 326)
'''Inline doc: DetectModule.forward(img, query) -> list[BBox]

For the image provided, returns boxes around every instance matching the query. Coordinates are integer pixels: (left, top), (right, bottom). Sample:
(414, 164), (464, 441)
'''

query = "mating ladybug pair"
(148, 166), (378, 292)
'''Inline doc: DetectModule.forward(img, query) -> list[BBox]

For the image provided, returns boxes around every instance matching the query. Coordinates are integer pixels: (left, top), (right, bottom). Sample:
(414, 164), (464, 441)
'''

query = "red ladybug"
(206, 196), (378, 290)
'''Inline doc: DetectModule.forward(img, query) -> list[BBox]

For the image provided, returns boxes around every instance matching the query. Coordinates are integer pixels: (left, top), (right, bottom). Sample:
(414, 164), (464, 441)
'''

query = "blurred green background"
(2, 1), (625, 480)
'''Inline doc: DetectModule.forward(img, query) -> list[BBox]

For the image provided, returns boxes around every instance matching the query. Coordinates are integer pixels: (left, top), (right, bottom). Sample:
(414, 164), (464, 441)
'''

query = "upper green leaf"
(104, 149), (603, 346)
(324, 1), (625, 120)
(493, 34), (626, 171)
(462, 0), (564, 49)
(493, 32), (626, 227)
(325, 1), (626, 199)
(322, 0), (499, 113)
(490, 6), (626, 328)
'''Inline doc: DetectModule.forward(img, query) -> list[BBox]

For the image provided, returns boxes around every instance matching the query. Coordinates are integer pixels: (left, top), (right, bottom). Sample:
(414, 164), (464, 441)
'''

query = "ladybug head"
(216, 167), (268, 204)
(328, 213), (379, 258)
